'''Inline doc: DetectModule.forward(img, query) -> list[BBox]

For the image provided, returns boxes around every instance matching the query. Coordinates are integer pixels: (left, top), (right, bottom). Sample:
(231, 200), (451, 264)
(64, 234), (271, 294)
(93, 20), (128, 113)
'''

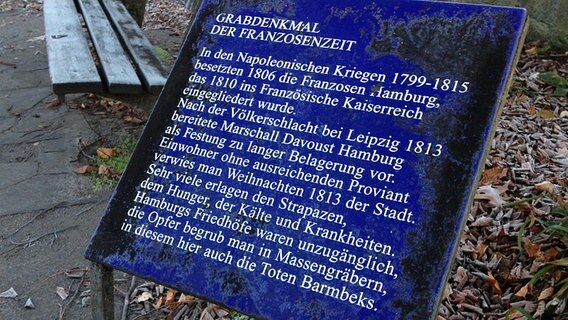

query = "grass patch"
(231, 312), (255, 320)
(512, 197), (568, 318)
(91, 137), (137, 191)
(154, 45), (174, 65)
(539, 71), (568, 96)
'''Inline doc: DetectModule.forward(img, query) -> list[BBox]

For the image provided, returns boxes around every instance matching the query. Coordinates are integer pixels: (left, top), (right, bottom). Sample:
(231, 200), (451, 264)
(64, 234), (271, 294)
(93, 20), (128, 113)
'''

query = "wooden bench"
(44, 0), (169, 97)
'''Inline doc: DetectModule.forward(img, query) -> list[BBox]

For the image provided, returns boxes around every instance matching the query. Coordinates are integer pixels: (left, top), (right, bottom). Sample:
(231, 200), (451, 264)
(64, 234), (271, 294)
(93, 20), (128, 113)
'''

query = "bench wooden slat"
(77, 0), (143, 94)
(44, 0), (103, 94)
(100, 0), (169, 94)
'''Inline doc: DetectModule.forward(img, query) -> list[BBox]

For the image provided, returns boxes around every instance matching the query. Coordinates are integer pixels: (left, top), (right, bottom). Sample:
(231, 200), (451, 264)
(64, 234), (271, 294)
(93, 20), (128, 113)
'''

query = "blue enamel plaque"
(86, 1), (527, 319)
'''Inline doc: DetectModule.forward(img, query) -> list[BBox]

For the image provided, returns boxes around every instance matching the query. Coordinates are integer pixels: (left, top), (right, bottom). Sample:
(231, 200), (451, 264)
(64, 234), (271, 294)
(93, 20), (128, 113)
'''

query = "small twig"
(73, 137), (102, 162)
(0, 60), (17, 68)
(0, 174), (35, 192)
(1, 225), (78, 256)
(121, 275), (138, 320)
(60, 276), (86, 320)
(58, 303), (64, 320)
(80, 149), (96, 162)
(22, 271), (65, 297)
(20, 123), (63, 138)
(76, 200), (104, 216)
(3, 211), (44, 239)
(0, 199), (99, 218)
(78, 109), (105, 147)
(9, 225), (77, 246)
(50, 232), (59, 247)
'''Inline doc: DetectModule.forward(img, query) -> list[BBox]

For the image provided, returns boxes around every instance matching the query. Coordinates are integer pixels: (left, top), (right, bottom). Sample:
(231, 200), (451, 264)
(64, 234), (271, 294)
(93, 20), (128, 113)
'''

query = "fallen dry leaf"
(475, 186), (505, 208)
(471, 216), (494, 227)
(24, 298), (35, 309)
(475, 243), (489, 258)
(524, 241), (542, 259)
(46, 96), (61, 108)
(534, 181), (554, 193)
(543, 247), (559, 262)
(525, 46), (538, 56)
(214, 308), (230, 317)
(538, 109), (555, 119)
(153, 296), (164, 310)
(96, 147), (114, 159)
(453, 266), (468, 290)
(534, 300), (547, 318)
(178, 293), (194, 304)
(136, 291), (153, 303)
(166, 289), (177, 303)
(481, 167), (508, 185)
(487, 272), (502, 295)
(505, 308), (525, 319)
(164, 288), (179, 308)
(557, 194), (567, 209)
(74, 165), (95, 174)
(56, 287), (68, 300)
(515, 282), (533, 298)
(200, 310), (215, 320)
(509, 263), (532, 281)
(538, 287), (555, 301)
(475, 186), (505, 207)
(0, 287), (18, 298)
(123, 116), (144, 125)
(98, 165), (111, 176)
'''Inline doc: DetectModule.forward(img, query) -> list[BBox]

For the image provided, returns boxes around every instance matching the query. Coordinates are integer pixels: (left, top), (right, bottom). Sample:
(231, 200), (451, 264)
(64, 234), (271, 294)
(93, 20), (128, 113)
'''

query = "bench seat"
(44, 0), (168, 95)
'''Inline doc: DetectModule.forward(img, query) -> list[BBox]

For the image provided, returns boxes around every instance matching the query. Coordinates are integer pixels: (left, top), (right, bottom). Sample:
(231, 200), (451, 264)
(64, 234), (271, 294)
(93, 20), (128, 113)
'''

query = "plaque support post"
(90, 262), (115, 320)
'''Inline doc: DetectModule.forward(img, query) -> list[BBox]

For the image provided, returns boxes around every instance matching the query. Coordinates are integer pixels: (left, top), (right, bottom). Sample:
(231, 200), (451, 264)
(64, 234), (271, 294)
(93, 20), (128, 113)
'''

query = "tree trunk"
(121, 0), (148, 26)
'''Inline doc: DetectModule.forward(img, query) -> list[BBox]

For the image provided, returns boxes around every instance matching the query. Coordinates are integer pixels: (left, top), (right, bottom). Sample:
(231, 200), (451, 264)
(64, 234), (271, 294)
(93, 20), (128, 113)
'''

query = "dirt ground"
(0, 1), (187, 319)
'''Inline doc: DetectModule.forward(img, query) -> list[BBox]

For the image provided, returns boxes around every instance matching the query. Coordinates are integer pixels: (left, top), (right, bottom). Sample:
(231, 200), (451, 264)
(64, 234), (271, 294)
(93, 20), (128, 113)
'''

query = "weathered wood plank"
(43, 0), (103, 94)
(77, 0), (142, 94)
(101, 0), (169, 94)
